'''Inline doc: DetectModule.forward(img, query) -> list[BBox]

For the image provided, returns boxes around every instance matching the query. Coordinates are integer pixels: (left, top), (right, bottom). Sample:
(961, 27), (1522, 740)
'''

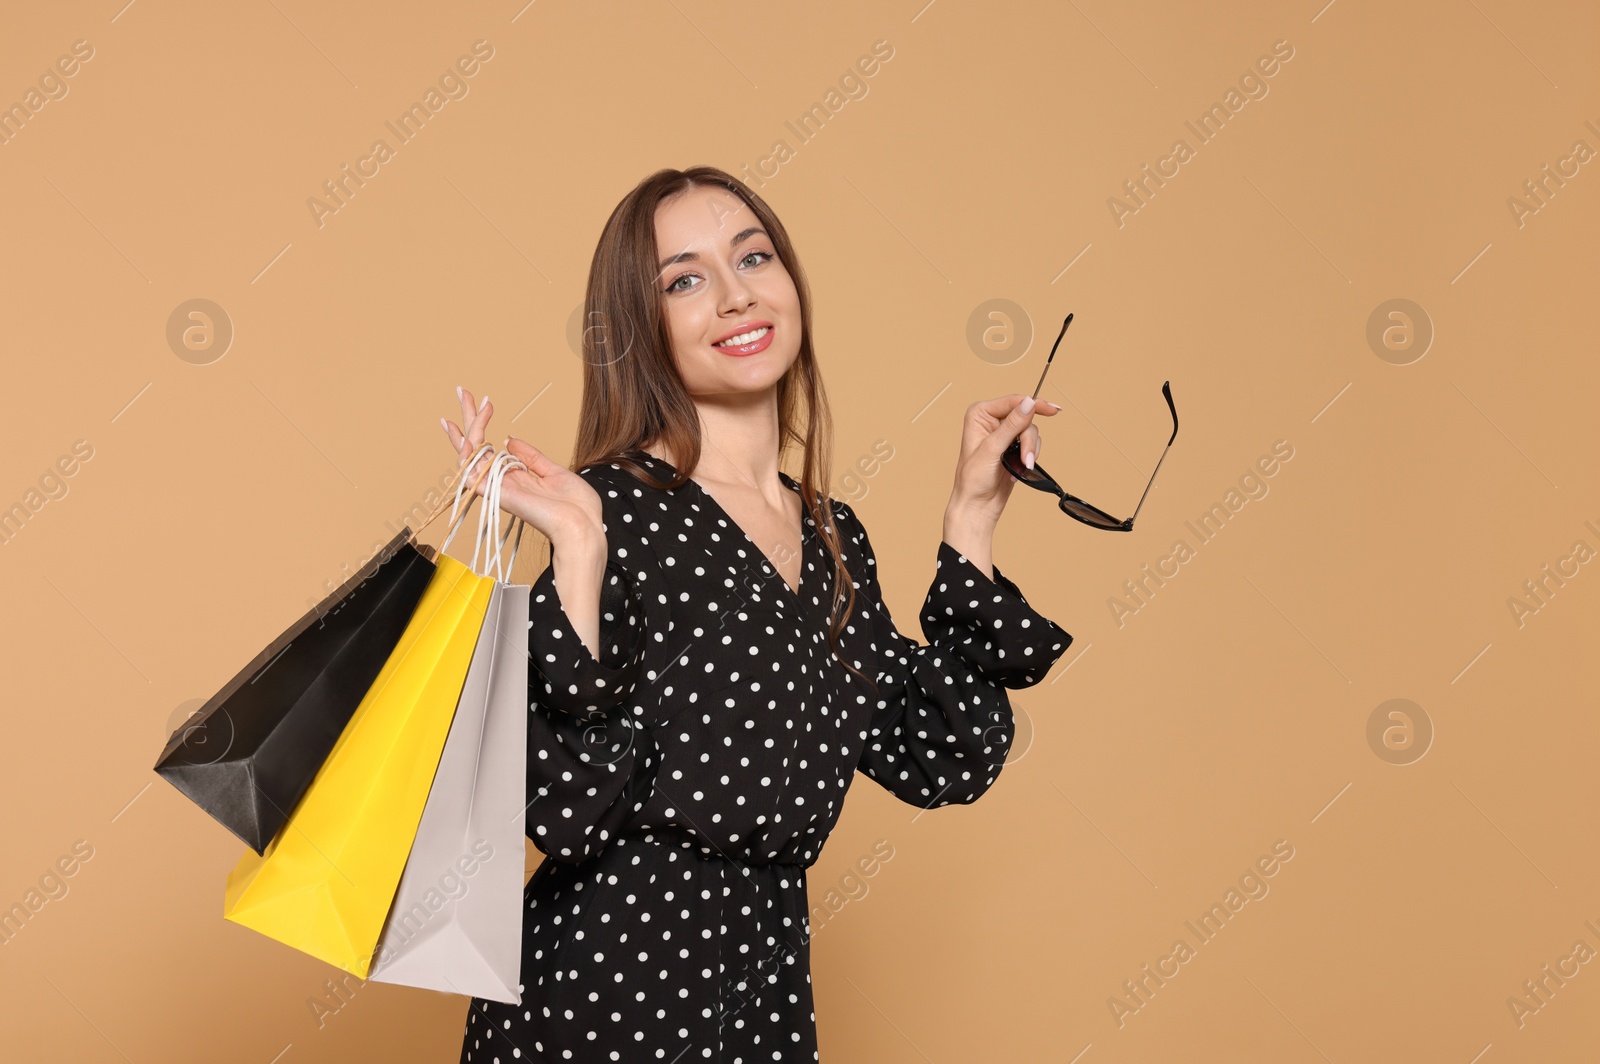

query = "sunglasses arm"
(1127, 443), (1171, 525)
(1126, 383), (1179, 526)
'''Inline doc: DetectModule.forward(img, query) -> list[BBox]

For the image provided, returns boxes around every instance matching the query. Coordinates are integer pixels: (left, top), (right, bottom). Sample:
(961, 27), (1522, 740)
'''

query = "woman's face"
(653, 185), (801, 401)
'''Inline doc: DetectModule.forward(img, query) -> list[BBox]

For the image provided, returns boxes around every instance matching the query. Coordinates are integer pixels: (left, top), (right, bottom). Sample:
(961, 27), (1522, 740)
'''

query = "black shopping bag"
(154, 527), (435, 853)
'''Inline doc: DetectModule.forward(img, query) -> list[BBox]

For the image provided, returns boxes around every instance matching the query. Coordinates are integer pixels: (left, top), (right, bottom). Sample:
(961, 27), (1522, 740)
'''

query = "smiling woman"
(441, 165), (1072, 1063)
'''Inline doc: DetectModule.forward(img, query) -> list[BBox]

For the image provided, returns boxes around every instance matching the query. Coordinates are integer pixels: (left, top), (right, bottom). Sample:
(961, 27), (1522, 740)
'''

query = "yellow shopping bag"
(223, 551), (495, 977)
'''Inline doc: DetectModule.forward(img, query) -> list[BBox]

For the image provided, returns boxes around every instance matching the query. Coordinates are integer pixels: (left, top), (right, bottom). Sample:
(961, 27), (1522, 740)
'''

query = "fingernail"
(440, 417), (449, 434)
(1044, 401), (1061, 411)
(456, 385), (463, 401)
(1024, 451), (1035, 469)
(479, 394), (489, 410)
(1020, 396), (1035, 414)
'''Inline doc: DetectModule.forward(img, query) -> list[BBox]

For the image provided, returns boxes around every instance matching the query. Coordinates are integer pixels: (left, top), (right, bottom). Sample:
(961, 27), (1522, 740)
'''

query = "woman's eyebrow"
(657, 226), (768, 271)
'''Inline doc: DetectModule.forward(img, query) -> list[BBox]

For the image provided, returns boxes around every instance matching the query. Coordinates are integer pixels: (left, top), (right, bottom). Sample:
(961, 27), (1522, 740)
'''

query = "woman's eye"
(663, 251), (770, 295)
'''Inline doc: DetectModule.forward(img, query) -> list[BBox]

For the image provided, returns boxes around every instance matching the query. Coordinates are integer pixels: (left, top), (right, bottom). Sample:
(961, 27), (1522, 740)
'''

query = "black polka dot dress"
(459, 451), (1072, 1063)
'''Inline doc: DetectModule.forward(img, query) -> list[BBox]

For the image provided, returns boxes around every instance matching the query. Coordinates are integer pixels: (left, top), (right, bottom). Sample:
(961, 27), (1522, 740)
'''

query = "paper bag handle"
(470, 451), (521, 579)
(474, 451), (529, 584)
(435, 442), (499, 557)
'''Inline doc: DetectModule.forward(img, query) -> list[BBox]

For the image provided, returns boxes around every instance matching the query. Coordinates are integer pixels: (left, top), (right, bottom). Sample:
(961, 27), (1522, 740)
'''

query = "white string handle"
(468, 451), (497, 576)
(439, 442), (496, 557)
(479, 452), (508, 580)
(470, 450), (516, 577)
(496, 471), (528, 584)
(485, 451), (529, 584)
(502, 511), (526, 582)
(465, 449), (529, 582)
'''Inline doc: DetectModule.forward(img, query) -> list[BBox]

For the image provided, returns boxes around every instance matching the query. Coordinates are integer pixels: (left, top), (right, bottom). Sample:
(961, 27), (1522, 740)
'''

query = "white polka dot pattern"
(461, 452), (1073, 1062)
(840, 500), (1073, 809)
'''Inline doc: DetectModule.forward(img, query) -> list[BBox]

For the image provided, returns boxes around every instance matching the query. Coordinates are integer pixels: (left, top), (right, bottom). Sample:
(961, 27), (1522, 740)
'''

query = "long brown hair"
(567, 165), (873, 689)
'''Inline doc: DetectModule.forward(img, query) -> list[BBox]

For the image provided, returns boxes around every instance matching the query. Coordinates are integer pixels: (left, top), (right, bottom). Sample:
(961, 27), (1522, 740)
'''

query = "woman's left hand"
(948, 394), (1062, 525)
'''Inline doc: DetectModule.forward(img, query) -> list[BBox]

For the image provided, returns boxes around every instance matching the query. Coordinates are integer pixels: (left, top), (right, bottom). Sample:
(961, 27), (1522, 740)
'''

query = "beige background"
(1, 0), (1596, 1060)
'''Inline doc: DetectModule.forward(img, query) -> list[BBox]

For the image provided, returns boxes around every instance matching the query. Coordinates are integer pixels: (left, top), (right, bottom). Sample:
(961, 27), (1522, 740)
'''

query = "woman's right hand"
(440, 385), (604, 549)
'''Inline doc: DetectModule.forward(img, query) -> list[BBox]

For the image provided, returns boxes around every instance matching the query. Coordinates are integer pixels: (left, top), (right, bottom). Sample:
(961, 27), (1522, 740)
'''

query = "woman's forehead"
(656, 186), (755, 240)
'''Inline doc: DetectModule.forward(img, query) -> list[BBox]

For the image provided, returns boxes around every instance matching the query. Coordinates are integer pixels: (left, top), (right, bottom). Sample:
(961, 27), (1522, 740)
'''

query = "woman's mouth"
(711, 325), (774, 356)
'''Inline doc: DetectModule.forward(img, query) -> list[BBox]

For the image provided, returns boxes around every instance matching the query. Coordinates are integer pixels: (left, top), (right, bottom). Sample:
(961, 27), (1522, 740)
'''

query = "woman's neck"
(653, 396), (785, 492)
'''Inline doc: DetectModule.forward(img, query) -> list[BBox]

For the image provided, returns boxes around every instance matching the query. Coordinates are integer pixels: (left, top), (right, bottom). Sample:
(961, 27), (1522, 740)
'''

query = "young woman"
(441, 166), (1072, 1063)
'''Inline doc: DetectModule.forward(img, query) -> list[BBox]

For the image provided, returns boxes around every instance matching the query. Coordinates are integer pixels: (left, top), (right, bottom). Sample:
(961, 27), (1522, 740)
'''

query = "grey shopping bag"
(366, 453), (531, 1003)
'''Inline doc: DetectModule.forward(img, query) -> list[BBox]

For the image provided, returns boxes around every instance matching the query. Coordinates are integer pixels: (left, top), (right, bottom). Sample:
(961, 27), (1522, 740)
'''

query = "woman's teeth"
(715, 326), (770, 347)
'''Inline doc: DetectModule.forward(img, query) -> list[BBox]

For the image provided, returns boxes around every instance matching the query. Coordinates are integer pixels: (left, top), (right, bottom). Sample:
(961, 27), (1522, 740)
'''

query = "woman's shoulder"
(827, 493), (865, 537)
(573, 454), (681, 545)
(823, 495), (879, 581)
(575, 452), (675, 494)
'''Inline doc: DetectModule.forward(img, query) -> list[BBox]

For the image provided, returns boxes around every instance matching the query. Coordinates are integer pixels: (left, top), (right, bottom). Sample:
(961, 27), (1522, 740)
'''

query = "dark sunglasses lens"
(1016, 464), (1056, 489)
(1003, 447), (1054, 487)
(1060, 496), (1122, 528)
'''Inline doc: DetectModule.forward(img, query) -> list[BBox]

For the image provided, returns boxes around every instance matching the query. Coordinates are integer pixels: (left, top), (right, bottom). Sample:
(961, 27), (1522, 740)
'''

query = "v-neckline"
(629, 450), (809, 600)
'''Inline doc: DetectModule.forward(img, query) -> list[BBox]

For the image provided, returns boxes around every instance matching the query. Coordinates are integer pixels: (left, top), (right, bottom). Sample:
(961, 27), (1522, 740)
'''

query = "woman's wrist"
(942, 500), (998, 581)
(549, 526), (609, 660)
(546, 509), (605, 555)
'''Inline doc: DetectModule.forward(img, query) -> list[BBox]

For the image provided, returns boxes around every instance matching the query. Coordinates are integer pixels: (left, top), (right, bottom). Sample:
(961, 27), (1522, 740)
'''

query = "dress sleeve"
(839, 502), (1073, 809)
(524, 465), (663, 864)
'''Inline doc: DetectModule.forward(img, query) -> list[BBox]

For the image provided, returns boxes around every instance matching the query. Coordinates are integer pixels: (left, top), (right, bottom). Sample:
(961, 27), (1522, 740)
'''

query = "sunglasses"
(1001, 313), (1179, 531)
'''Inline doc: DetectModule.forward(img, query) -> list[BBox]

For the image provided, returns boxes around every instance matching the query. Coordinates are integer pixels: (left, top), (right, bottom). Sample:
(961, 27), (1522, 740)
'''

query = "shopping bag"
(223, 450), (500, 977)
(367, 452), (531, 1002)
(154, 527), (435, 854)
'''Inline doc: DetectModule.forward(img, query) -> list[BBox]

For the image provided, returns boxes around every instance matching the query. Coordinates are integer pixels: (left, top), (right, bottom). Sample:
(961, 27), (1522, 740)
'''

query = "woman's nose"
(718, 275), (754, 311)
